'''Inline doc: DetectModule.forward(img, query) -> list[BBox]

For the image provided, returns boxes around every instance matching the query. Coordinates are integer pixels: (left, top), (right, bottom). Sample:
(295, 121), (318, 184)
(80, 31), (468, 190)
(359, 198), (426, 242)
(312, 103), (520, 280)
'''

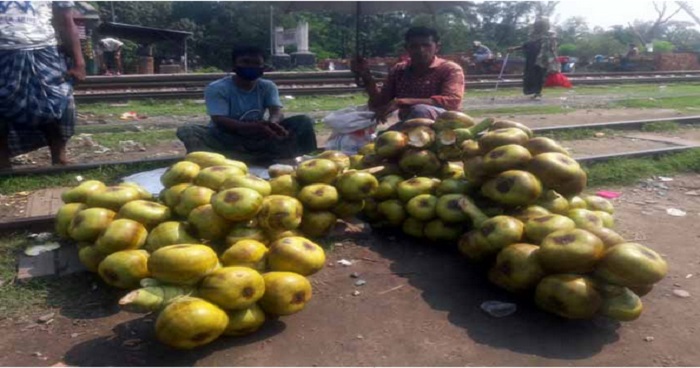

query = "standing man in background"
(0, 1), (86, 169)
(99, 36), (123, 75)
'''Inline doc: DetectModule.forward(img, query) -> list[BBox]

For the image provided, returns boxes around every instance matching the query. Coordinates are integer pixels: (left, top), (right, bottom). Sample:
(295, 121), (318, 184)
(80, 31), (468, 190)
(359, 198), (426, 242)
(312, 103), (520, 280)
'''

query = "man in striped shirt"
(351, 26), (465, 130)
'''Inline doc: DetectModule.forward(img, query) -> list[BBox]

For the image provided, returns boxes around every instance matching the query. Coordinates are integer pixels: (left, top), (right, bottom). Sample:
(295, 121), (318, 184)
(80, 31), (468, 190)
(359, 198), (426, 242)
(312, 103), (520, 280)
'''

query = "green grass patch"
(640, 121), (679, 132)
(612, 95), (700, 110)
(0, 235), (50, 318)
(0, 162), (169, 195)
(585, 148), (700, 187)
(78, 99), (206, 117)
(469, 105), (572, 117)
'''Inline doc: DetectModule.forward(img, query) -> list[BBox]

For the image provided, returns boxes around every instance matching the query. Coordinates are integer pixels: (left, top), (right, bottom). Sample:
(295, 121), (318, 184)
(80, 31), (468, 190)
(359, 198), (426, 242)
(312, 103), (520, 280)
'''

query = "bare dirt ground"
(1, 174), (699, 366)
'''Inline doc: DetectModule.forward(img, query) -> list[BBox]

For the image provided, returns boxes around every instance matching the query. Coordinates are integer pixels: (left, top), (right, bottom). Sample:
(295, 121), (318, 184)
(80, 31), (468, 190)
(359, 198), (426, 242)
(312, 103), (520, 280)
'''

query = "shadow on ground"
(364, 228), (621, 361)
(45, 272), (122, 320)
(63, 315), (286, 366)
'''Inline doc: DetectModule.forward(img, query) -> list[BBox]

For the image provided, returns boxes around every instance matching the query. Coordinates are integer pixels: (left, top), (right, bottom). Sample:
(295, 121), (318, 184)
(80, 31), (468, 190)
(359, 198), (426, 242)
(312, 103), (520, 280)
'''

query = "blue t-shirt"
(205, 77), (282, 131)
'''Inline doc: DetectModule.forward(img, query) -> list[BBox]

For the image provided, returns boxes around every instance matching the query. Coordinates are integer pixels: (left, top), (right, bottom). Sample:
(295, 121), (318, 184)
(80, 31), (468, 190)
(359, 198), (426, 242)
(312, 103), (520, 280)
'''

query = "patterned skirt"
(0, 46), (75, 156)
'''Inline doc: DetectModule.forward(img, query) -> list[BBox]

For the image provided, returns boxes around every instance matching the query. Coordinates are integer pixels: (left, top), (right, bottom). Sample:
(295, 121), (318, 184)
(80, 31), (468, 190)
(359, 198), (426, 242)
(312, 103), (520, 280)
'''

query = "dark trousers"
(176, 115), (318, 165)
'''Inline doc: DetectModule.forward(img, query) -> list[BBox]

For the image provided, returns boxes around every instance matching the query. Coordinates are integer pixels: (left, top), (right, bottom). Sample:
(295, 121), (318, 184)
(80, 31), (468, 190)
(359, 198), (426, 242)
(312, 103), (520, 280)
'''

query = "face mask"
(235, 66), (264, 81)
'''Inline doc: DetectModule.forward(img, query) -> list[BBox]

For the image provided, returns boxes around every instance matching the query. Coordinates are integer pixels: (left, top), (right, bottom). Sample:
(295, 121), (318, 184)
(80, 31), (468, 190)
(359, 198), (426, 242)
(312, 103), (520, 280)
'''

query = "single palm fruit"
(509, 205), (551, 222)
(61, 180), (107, 203)
(335, 171), (379, 201)
(375, 175), (404, 200)
(148, 244), (219, 286)
(298, 184), (339, 210)
(528, 152), (587, 197)
(375, 131), (409, 158)
(119, 284), (195, 313)
(78, 245), (107, 273)
(223, 304), (266, 336)
(300, 211), (337, 238)
(332, 200), (365, 220)
(174, 185), (216, 217)
(267, 236), (326, 276)
(594, 242), (668, 287)
(221, 174), (272, 196)
(436, 145), (463, 161)
(86, 186), (141, 211)
(476, 215), (525, 256)
(194, 165), (246, 191)
(265, 229), (302, 242)
(583, 195), (615, 214)
(296, 158), (339, 184)
(524, 214), (576, 244)
(406, 125), (436, 149)
(524, 136), (569, 156)
(117, 200), (171, 229)
(318, 150), (351, 171)
(460, 139), (481, 159)
(436, 178), (470, 196)
(628, 283), (654, 297)
(435, 194), (470, 223)
(458, 231), (490, 262)
(211, 187), (264, 222)
(259, 272), (312, 316)
(568, 195), (587, 209)
(225, 222), (269, 246)
(399, 149), (441, 176)
(98, 249), (150, 289)
(159, 183), (191, 208)
(595, 283), (643, 321)
(155, 297), (229, 350)
(221, 239), (268, 271)
(400, 117), (435, 131)
(481, 170), (543, 207)
(534, 274), (602, 319)
(396, 177), (438, 202)
(269, 174), (300, 197)
(95, 218), (148, 254)
(538, 228), (605, 274)
(188, 204), (231, 241)
(594, 211), (615, 228)
(55, 203), (87, 239)
(488, 243), (545, 293)
(478, 128), (529, 153)
(161, 161), (200, 188)
(402, 217), (425, 238)
(439, 162), (464, 180)
(222, 159), (249, 173)
(482, 144), (533, 174)
(535, 190), (570, 215)
(434, 111), (476, 131)
(68, 207), (117, 242)
(490, 119), (533, 138)
(119, 182), (153, 200)
(257, 195), (303, 231)
(185, 151), (228, 168)
(145, 221), (198, 252)
(358, 142), (375, 155)
(378, 199), (407, 226)
(406, 194), (438, 221)
(586, 226), (625, 248)
(268, 164), (295, 178)
(199, 267), (266, 310)
(424, 219), (463, 242)
(462, 156), (488, 185)
(568, 208), (605, 230)
(349, 154), (364, 169)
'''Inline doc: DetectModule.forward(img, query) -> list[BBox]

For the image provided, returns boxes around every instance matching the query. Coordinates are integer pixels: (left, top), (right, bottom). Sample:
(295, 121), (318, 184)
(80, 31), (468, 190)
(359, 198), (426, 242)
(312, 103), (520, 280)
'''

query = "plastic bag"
(323, 105), (377, 154)
(323, 105), (376, 134)
(544, 72), (573, 88)
(325, 127), (376, 155)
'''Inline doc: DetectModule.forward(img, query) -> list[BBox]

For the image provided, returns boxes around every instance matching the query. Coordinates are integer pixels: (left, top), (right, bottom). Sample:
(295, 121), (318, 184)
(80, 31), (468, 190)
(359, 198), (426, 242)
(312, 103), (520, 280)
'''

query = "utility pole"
(110, 1), (115, 22)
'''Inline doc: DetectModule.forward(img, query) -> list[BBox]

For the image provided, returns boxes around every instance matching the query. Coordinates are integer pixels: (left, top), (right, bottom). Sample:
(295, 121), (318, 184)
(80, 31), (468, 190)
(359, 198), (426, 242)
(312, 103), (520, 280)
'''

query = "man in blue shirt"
(176, 45), (317, 164)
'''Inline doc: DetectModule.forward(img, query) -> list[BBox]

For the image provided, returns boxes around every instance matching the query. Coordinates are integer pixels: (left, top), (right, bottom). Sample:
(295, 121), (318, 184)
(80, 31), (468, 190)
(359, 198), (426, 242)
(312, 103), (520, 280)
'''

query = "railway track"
(1, 115), (698, 231)
(73, 70), (700, 103)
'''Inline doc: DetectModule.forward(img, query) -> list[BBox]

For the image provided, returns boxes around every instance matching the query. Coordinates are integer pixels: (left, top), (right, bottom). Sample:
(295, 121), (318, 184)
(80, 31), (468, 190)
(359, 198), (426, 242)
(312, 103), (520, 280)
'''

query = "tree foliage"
(95, 1), (700, 70)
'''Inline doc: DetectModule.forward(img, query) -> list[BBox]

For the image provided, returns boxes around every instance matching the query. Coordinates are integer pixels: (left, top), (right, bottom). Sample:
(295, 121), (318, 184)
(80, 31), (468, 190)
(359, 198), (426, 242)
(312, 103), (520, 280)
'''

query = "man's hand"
(241, 121), (279, 138)
(374, 99), (400, 124)
(65, 65), (86, 83)
(267, 122), (289, 138)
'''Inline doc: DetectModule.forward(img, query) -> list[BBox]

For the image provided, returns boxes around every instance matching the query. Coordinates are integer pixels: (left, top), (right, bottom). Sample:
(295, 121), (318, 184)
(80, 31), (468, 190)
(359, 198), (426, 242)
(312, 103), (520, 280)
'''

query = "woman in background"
(508, 18), (560, 99)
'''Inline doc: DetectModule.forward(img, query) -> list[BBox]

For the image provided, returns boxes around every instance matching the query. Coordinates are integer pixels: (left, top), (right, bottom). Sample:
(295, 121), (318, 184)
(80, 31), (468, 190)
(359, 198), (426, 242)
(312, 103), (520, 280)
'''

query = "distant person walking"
(0, 1), (86, 168)
(508, 18), (560, 99)
(99, 37), (123, 75)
